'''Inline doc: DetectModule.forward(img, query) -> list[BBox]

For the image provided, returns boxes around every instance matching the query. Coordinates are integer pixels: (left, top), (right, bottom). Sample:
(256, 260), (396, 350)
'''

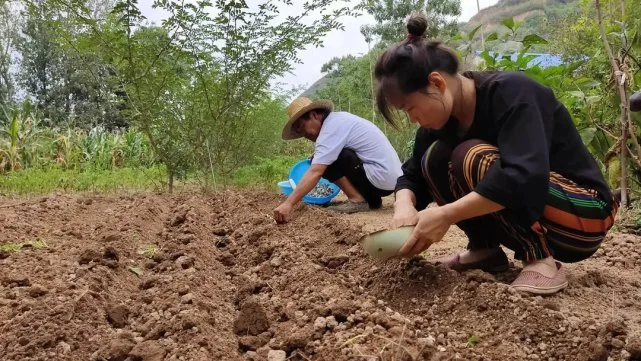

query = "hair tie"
(406, 34), (422, 43)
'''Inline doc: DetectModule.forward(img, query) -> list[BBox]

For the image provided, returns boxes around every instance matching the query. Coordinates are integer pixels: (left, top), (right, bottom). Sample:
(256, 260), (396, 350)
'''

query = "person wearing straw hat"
(273, 97), (403, 224)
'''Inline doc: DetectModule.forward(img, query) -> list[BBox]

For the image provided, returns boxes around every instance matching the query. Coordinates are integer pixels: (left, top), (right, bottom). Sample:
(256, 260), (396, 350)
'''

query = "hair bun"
(406, 12), (428, 38)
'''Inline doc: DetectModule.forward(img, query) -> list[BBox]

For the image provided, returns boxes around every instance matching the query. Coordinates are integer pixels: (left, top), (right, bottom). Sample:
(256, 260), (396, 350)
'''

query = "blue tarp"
(474, 51), (564, 68)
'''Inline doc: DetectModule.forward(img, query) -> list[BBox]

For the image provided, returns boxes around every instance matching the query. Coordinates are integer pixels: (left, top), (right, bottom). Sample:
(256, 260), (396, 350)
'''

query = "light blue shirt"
(311, 112), (403, 191)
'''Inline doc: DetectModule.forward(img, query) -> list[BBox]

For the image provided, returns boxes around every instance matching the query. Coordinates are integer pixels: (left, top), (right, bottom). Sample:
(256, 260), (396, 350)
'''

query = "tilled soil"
(1, 190), (640, 361)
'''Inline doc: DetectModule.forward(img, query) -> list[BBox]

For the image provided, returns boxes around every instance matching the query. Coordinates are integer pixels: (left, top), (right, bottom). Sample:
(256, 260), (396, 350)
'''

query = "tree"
(594, 0), (641, 207)
(0, 0), (18, 106)
(15, 1), (70, 126)
(360, 0), (461, 45)
(53, 0), (354, 190)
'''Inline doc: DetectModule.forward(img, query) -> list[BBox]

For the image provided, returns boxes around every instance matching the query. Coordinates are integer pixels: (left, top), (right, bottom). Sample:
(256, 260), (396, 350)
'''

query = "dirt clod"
(129, 340), (166, 361)
(2, 275), (30, 287)
(175, 255), (195, 269)
(95, 338), (134, 361)
(106, 304), (129, 328)
(323, 255), (349, 269)
(170, 209), (188, 227)
(626, 337), (641, 358)
(78, 249), (101, 264)
(28, 284), (48, 297)
(234, 298), (270, 336)
(218, 251), (236, 267)
(588, 343), (609, 361)
(102, 232), (121, 243)
(282, 327), (312, 353)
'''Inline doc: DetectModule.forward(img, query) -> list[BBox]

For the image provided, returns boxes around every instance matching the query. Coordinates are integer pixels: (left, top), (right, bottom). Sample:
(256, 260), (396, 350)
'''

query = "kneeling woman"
(375, 14), (617, 295)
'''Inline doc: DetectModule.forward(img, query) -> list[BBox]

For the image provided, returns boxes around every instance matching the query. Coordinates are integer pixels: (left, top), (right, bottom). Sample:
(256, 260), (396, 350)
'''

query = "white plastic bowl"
(361, 226), (415, 260)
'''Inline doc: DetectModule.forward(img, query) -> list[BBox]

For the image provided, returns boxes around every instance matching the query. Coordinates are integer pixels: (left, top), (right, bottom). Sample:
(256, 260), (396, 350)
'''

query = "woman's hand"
(397, 206), (453, 257)
(391, 203), (418, 229)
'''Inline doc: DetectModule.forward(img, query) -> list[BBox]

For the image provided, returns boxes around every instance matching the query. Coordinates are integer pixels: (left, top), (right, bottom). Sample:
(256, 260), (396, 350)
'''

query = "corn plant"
(52, 128), (83, 169)
(0, 101), (43, 173)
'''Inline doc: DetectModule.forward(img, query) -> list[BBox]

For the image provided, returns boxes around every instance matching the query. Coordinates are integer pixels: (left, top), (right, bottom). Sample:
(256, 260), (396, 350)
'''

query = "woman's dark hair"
(374, 12), (460, 127)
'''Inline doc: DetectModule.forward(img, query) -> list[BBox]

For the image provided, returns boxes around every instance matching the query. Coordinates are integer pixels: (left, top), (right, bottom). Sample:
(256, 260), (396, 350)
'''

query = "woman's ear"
(427, 72), (447, 94)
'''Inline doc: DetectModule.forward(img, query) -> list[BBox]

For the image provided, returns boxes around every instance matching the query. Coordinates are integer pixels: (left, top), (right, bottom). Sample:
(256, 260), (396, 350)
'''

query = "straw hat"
(282, 97), (334, 140)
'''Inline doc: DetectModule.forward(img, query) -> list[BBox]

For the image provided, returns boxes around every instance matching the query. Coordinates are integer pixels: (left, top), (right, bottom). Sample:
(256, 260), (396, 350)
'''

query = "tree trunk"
(595, 0), (629, 207)
(167, 166), (174, 193)
(476, 0), (485, 51)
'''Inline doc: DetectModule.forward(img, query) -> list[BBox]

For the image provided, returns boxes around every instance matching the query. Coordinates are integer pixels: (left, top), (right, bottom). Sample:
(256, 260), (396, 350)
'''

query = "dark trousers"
(322, 148), (392, 209)
(423, 139), (617, 262)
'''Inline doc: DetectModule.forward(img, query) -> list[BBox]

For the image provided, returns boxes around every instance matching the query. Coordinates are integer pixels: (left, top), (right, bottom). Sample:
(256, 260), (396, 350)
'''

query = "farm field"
(1, 191), (640, 361)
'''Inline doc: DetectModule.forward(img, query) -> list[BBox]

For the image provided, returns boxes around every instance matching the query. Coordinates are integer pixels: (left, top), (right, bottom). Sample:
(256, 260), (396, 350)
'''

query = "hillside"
(463, 0), (577, 38)
(302, 0), (578, 98)
(467, 0), (573, 26)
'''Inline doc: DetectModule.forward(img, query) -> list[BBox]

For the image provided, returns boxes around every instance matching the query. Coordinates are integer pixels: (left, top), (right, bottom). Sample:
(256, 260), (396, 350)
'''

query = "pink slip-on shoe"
(511, 262), (568, 295)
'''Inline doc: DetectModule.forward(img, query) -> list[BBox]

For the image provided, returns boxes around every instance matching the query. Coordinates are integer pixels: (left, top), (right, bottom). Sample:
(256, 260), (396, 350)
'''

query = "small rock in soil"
(181, 293), (195, 304)
(176, 284), (190, 296)
(270, 256), (283, 267)
(267, 350), (287, 361)
(313, 317), (327, 331)
(213, 228), (229, 236)
(325, 316), (338, 329)
(58, 341), (72, 354)
(417, 336), (436, 348)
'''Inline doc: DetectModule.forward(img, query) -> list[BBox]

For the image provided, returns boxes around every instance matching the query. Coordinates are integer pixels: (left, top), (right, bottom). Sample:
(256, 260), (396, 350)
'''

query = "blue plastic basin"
(278, 181), (293, 196)
(276, 159), (340, 205)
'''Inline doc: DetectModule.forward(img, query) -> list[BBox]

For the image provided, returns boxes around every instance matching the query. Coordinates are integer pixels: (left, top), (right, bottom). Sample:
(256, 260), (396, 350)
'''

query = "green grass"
(0, 155), (306, 195)
(0, 166), (166, 194)
(0, 238), (48, 252)
(230, 155), (304, 188)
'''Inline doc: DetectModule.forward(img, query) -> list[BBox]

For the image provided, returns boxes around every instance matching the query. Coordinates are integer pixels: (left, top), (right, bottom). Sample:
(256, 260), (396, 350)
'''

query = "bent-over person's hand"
(273, 202), (293, 224)
(391, 204), (418, 229)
